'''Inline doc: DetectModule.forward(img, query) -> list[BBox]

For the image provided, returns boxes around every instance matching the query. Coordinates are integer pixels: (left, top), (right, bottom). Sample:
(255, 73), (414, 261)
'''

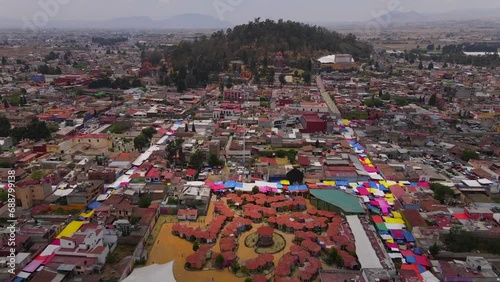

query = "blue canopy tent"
(378, 184), (390, 192)
(336, 181), (349, 186)
(403, 231), (416, 242)
(417, 265), (426, 273)
(87, 201), (101, 210)
(288, 185), (308, 192)
(412, 248), (422, 255)
(224, 181), (237, 188)
(406, 256), (417, 264)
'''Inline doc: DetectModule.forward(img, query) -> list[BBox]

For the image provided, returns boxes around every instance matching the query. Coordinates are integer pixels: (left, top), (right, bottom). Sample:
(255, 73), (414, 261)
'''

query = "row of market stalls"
(339, 119), (433, 276)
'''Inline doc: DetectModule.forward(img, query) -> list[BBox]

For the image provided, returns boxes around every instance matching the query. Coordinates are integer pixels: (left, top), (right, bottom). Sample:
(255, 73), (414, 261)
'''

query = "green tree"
(418, 61), (424, 70)
(0, 115), (11, 137)
(315, 139), (320, 148)
(252, 186), (259, 194)
(430, 183), (455, 204)
(279, 74), (286, 88)
(364, 98), (384, 108)
(138, 196), (152, 208)
(193, 241), (200, 251)
(31, 170), (44, 180)
(176, 80), (187, 93)
(9, 92), (21, 107)
(2, 99), (9, 109)
(428, 93), (437, 106)
(429, 243), (440, 257)
(215, 253), (225, 269)
(225, 77), (233, 90)
(231, 262), (240, 273)
(326, 248), (340, 265)
(208, 153), (223, 167)
(302, 71), (311, 85)
(1, 56), (6, 65)
(266, 75), (275, 85)
(461, 150), (479, 161)
(189, 150), (206, 171)
(141, 127), (157, 140)
(381, 92), (391, 101)
(0, 189), (8, 202)
(25, 117), (51, 141)
(394, 97), (408, 106)
(134, 134), (149, 151)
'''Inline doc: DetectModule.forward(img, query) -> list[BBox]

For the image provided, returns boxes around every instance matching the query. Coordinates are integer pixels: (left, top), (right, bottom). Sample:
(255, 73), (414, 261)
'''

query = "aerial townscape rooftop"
(0, 2), (500, 282)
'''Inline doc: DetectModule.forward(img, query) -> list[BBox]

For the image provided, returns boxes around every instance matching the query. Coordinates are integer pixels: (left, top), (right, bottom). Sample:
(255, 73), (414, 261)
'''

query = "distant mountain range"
(370, 8), (500, 24)
(1, 7), (499, 31)
(0, 13), (233, 30)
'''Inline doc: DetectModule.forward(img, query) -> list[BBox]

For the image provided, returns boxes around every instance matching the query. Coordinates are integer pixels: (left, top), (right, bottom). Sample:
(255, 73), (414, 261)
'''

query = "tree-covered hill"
(161, 19), (372, 87)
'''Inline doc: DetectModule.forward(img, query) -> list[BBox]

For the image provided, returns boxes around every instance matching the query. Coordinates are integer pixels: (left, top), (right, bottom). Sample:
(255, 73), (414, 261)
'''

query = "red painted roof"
(257, 225), (274, 237)
(186, 169), (197, 177)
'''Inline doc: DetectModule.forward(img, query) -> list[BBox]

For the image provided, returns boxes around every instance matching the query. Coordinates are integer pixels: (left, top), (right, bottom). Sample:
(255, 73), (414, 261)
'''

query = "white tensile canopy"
(123, 261), (176, 282)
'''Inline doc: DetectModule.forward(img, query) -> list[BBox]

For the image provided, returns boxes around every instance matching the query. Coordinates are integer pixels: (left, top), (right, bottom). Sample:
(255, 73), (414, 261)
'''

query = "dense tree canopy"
(461, 150), (480, 161)
(189, 150), (206, 171)
(165, 19), (372, 87)
(10, 117), (51, 142)
(92, 37), (128, 46)
(0, 115), (10, 137)
(430, 183), (455, 204)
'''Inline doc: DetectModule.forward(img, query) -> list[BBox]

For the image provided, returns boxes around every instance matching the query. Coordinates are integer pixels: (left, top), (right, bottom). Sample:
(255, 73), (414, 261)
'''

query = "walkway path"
(316, 75), (340, 116)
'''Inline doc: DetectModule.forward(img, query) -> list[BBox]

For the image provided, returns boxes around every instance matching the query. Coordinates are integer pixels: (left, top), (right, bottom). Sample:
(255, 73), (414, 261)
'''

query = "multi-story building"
(66, 180), (103, 206)
(15, 182), (53, 209)
(54, 224), (110, 275)
(71, 134), (111, 151)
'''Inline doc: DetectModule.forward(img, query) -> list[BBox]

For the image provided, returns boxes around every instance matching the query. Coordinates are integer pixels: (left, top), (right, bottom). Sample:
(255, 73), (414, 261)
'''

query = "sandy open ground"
(146, 196), (323, 282)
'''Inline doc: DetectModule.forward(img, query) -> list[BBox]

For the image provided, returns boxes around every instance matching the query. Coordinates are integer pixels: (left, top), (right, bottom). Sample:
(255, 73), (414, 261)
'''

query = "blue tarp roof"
(417, 264), (425, 273)
(288, 185), (308, 191)
(224, 181), (236, 188)
(235, 182), (243, 188)
(379, 184), (390, 192)
(336, 181), (349, 186)
(406, 256), (417, 263)
(87, 201), (101, 210)
(412, 248), (422, 255)
(404, 231), (416, 242)
(13, 277), (24, 282)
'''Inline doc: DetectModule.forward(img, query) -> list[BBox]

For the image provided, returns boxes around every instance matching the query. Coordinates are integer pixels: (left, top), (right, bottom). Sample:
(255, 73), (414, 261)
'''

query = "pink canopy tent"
(364, 166), (379, 173)
(260, 186), (279, 193)
(357, 188), (371, 196)
(376, 198), (390, 215)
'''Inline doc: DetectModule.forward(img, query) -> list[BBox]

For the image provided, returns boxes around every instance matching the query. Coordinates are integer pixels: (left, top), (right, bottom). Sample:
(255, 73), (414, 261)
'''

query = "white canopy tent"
(123, 261), (176, 282)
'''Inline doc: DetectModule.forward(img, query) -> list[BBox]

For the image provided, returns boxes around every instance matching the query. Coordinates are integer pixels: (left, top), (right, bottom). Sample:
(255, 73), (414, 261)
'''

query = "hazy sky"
(1, 0), (499, 23)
